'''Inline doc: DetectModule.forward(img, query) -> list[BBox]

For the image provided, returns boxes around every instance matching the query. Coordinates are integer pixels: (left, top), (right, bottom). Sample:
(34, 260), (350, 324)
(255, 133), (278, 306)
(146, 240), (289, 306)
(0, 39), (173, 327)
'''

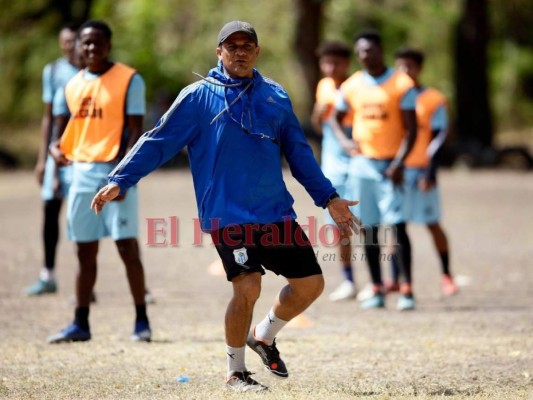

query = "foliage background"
(0, 0), (532, 165)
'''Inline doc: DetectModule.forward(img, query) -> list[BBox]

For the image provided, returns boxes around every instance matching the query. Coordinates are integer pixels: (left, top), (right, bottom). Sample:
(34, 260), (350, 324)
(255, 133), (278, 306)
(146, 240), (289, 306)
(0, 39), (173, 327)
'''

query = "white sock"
(226, 345), (246, 377)
(39, 268), (55, 282)
(253, 308), (288, 345)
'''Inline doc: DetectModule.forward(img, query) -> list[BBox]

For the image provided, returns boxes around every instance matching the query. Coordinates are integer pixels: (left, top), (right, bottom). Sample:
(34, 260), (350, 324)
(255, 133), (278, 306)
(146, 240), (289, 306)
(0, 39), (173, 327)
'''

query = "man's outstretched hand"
(327, 198), (361, 236)
(91, 184), (121, 214)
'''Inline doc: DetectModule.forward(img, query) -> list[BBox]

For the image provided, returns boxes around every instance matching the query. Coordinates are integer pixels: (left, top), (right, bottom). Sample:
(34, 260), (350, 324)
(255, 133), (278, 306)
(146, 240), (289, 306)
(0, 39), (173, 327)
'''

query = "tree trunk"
(20, 0), (93, 28)
(453, 0), (493, 154)
(293, 0), (325, 115)
(52, 0), (93, 27)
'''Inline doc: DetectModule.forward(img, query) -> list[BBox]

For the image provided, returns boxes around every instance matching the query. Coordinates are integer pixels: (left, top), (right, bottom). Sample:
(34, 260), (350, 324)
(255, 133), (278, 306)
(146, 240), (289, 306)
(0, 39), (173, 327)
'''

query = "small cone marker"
(207, 259), (225, 276)
(286, 313), (313, 329)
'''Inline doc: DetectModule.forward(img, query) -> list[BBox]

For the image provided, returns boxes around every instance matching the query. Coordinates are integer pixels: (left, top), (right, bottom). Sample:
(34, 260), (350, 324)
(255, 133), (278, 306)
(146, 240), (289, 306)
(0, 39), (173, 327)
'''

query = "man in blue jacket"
(91, 21), (359, 392)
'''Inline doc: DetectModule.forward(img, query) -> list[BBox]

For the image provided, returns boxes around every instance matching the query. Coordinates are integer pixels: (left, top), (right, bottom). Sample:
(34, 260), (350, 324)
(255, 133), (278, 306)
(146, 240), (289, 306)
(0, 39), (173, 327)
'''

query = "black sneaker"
(246, 330), (288, 378)
(226, 371), (268, 392)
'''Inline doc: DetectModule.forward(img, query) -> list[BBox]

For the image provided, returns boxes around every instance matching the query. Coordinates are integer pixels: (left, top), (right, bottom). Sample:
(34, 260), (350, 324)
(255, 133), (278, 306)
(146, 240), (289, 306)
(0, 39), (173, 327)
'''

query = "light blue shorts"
(322, 150), (352, 225)
(346, 157), (405, 227)
(403, 168), (441, 224)
(66, 162), (138, 242)
(41, 155), (73, 201)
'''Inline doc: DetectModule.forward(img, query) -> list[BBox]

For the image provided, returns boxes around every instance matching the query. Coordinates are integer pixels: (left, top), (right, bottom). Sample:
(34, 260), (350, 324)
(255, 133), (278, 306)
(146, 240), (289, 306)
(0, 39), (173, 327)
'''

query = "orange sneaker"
(441, 274), (458, 296)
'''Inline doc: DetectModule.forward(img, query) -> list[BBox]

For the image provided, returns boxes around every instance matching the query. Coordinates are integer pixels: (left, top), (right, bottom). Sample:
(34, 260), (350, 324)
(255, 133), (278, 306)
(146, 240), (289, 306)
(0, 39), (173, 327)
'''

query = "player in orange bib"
(394, 47), (457, 296)
(329, 30), (418, 311)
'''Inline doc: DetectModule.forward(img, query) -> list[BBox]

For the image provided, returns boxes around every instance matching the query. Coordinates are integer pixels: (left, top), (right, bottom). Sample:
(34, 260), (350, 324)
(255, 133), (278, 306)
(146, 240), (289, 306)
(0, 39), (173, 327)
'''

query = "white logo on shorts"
(233, 248), (248, 265)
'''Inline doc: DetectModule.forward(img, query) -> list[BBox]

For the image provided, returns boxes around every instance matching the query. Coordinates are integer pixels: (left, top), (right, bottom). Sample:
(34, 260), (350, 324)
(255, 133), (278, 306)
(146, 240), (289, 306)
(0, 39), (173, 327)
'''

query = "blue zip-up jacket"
(109, 62), (336, 231)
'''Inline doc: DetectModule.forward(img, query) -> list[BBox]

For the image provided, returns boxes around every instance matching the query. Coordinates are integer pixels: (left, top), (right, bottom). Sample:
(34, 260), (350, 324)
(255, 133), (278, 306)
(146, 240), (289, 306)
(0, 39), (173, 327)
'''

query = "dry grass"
(0, 169), (532, 399)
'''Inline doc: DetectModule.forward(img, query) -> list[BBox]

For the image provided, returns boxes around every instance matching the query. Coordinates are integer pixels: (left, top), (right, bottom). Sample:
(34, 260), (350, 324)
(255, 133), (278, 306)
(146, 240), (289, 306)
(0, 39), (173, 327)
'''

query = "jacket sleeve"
(108, 85), (200, 193)
(280, 103), (337, 208)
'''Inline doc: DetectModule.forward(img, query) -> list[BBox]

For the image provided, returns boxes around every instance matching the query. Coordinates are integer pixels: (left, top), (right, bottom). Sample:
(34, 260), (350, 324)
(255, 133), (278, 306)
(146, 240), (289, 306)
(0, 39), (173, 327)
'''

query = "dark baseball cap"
(217, 21), (258, 45)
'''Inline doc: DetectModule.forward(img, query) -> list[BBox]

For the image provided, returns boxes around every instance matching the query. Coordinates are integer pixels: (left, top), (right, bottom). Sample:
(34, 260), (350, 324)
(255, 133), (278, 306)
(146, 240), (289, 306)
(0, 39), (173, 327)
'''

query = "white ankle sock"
(226, 345), (246, 377)
(40, 268), (55, 282)
(253, 308), (288, 345)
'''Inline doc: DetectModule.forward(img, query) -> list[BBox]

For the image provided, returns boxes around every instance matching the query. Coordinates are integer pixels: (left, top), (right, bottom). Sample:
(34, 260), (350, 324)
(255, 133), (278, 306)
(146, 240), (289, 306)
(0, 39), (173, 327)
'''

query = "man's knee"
(427, 222), (441, 234)
(76, 242), (98, 267)
(232, 273), (262, 304)
(115, 238), (139, 260)
(309, 274), (325, 298)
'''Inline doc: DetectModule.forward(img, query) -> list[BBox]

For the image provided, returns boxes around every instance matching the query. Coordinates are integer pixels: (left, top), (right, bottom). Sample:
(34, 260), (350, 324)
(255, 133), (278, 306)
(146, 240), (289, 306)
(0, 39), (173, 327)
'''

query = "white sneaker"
(226, 371), (268, 392)
(356, 282), (376, 302)
(328, 280), (357, 301)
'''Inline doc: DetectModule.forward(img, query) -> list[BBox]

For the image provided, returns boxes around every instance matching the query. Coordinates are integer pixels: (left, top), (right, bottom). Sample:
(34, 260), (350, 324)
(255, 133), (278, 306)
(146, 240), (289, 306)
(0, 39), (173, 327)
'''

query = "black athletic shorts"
(211, 220), (323, 282)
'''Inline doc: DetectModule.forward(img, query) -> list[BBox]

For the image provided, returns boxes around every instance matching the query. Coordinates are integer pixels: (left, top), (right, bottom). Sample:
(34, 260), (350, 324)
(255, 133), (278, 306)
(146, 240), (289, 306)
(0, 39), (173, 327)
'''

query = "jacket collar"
(207, 61), (261, 86)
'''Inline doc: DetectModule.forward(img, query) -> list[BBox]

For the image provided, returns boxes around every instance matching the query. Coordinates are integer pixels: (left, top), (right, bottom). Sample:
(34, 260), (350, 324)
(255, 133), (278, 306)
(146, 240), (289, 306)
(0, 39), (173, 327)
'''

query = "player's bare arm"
(328, 108), (357, 155)
(35, 103), (54, 185)
(48, 141), (71, 166)
(48, 115), (72, 166)
(386, 108), (417, 184)
(124, 115), (143, 154)
(310, 102), (328, 135)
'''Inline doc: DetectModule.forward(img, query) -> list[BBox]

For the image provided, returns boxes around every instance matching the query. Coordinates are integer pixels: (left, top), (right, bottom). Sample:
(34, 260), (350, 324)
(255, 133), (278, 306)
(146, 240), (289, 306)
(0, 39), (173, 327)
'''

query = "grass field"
(0, 169), (531, 399)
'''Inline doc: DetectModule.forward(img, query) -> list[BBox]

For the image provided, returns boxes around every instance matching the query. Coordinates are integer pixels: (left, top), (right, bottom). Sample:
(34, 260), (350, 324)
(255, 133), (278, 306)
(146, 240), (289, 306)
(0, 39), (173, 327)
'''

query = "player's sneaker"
(25, 279), (57, 296)
(360, 293), (385, 310)
(356, 282), (376, 302)
(47, 322), (91, 343)
(328, 280), (357, 301)
(246, 330), (288, 378)
(441, 274), (458, 296)
(226, 371), (268, 392)
(131, 320), (151, 342)
(396, 295), (416, 311)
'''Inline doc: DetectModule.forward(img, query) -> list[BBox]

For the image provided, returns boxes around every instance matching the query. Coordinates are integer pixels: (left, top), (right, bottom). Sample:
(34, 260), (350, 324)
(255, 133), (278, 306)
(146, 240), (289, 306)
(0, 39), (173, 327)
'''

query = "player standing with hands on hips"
(92, 21), (360, 392)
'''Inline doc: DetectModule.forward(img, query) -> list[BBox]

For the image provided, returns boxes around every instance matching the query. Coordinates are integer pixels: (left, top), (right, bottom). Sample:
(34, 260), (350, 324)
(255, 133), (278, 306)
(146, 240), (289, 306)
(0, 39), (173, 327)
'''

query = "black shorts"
(211, 220), (322, 282)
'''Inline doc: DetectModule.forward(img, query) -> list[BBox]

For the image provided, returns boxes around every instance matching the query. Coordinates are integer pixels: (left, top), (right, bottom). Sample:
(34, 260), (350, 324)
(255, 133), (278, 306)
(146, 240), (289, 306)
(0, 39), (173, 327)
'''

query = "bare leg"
(427, 223), (451, 276)
(339, 232), (352, 269)
(244, 273), (323, 380)
(427, 223), (449, 253)
(226, 272), (262, 347)
(273, 274), (324, 321)
(115, 238), (145, 305)
(76, 241), (98, 307)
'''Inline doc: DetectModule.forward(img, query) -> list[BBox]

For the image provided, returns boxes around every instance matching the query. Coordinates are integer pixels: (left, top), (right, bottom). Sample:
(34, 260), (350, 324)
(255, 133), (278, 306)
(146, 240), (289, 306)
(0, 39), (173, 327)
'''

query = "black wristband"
(325, 192), (340, 207)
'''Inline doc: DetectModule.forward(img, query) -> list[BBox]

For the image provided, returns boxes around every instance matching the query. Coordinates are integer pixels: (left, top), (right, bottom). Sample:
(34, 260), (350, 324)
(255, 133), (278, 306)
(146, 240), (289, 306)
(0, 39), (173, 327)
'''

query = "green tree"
(1, 0), (532, 167)
(0, 0), (91, 121)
